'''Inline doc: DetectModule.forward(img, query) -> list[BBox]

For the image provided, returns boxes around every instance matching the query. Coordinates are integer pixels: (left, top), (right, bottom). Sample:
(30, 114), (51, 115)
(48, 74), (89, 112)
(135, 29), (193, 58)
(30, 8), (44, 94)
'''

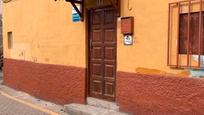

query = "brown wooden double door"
(88, 7), (117, 101)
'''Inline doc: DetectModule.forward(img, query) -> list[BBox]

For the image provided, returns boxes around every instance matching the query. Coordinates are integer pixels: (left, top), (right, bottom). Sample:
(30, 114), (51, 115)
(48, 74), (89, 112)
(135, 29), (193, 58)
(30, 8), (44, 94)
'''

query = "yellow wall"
(3, 0), (86, 67)
(3, 0), (194, 76)
(117, 0), (190, 75)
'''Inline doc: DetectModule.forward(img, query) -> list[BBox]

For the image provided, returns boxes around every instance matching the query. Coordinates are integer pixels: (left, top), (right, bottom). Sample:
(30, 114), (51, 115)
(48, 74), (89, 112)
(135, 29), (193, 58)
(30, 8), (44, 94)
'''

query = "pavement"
(0, 77), (68, 115)
(0, 94), (48, 115)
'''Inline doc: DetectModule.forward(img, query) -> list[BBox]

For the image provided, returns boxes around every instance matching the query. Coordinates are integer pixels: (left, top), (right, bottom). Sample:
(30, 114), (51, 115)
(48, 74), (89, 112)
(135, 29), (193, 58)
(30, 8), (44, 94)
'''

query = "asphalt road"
(0, 93), (49, 115)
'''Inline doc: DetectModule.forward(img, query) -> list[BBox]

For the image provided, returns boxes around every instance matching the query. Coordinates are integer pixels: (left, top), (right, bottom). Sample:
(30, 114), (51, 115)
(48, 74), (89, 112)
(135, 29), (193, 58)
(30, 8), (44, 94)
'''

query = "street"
(0, 78), (66, 115)
(0, 93), (49, 115)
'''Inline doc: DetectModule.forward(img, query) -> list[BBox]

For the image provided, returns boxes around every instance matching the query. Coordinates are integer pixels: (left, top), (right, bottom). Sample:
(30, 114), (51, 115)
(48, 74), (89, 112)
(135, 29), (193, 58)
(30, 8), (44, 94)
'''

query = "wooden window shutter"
(190, 13), (199, 54)
(179, 14), (188, 54)
(179, 12), (204, 55)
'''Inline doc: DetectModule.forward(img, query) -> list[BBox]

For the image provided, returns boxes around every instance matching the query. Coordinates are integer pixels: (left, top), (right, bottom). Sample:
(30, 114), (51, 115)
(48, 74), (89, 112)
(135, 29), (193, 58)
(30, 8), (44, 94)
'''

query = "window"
(7, 32), (13, 49)
(179, 12), (204, 55)
(168, 0), (204, 69)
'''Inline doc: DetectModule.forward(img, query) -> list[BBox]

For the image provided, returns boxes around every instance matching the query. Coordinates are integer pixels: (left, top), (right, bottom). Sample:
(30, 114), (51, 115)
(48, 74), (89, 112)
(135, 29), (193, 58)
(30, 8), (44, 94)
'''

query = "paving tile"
(0, 94), (48, 115)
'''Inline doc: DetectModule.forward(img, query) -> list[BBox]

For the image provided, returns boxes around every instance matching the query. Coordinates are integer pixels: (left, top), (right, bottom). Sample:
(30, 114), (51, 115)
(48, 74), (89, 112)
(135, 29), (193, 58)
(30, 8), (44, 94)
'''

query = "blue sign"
(72, 6), (80, 22)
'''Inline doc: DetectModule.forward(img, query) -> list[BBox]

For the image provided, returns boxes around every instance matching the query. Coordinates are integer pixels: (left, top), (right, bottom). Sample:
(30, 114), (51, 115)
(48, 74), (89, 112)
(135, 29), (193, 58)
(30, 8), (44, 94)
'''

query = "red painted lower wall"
(117, 72), (204, 115)
(4, 58), (204, 114)
(3, 58), (86, 105)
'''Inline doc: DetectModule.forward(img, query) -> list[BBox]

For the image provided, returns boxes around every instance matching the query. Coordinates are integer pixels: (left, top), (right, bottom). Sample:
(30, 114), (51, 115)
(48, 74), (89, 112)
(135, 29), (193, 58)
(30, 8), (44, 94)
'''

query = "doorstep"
(64, 103), (129, 115)
(87, 97), (119, 111)
(64, 97), (130, 115)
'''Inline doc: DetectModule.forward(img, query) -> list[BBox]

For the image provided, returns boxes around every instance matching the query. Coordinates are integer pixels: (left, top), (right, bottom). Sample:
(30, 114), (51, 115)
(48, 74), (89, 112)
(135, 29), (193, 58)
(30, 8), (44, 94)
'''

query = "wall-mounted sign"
(121, 17), (134, 35)
(72, 5), (81, 22)
(123, 35), (133, 45)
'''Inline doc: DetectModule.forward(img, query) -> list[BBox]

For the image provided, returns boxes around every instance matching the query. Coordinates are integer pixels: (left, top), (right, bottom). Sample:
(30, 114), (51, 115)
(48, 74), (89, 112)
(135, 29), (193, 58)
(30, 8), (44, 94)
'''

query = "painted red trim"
(4, 58), (204, 114)
(117, 71), (204, 115)
(3, 58), (86, 105)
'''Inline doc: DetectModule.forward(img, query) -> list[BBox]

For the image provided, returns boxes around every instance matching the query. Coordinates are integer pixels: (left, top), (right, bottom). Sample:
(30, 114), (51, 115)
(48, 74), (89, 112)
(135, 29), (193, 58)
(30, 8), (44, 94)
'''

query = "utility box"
(121, 17), (134, 35)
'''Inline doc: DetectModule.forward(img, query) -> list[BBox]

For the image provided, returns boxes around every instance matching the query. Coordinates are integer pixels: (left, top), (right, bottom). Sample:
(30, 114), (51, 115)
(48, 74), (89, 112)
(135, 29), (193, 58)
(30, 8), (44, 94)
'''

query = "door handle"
(90, 39), (93, 49)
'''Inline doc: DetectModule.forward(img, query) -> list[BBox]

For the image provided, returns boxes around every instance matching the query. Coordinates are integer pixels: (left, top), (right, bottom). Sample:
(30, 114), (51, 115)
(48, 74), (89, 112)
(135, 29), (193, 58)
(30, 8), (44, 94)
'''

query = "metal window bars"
(168, 0), (204, 69)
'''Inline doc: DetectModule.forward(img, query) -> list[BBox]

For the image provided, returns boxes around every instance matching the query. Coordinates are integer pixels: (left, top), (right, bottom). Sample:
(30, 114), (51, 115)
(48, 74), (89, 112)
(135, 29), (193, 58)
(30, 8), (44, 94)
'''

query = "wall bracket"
(65, 0), (84, 21)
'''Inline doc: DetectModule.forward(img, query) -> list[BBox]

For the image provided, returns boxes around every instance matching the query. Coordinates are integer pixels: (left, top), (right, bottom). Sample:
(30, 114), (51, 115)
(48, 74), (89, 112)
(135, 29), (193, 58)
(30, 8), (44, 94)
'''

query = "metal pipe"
(198, 0), (202, 67)
(167, 3), (171, 66)
(187, 0), (191, 67)
(177, 2), (181, 67)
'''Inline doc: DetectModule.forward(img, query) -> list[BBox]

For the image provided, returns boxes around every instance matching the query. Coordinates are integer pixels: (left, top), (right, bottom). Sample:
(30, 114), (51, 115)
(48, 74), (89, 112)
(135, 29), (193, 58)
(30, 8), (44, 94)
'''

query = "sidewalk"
(0, 83), (68, 115)
(0, 94), (48, 115)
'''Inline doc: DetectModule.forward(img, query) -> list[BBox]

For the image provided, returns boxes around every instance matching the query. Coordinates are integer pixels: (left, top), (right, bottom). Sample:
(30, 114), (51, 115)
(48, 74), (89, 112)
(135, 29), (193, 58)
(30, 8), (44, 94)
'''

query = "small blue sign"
(72, 6), (80, 22)
(72, 13), (80, 22)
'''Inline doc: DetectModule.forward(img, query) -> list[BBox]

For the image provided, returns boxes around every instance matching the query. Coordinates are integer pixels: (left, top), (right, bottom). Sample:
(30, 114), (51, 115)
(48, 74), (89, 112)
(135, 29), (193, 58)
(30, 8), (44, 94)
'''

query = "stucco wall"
(117, 0), (191, 75)
(117, 72), (204, 115)
(3, 1), (204, 114)
(2, 0), (197, 76)
(4, 58), (86, 105)
(3, 0), (86, 68)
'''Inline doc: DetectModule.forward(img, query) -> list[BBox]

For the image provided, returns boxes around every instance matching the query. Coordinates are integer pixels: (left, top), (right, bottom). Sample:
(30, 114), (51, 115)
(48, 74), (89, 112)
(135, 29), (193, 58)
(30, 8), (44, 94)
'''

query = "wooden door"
(88, 7), (117, 101)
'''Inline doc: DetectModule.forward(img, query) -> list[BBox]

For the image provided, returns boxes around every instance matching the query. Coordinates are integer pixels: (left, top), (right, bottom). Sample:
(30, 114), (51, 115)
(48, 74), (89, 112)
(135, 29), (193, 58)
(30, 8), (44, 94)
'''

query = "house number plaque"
(123, 35), (133, 45)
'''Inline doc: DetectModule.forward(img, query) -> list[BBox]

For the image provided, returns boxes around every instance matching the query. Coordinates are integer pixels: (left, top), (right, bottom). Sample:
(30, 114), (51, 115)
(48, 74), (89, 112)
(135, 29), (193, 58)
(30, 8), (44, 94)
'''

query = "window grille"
(168, 0), (204, 69)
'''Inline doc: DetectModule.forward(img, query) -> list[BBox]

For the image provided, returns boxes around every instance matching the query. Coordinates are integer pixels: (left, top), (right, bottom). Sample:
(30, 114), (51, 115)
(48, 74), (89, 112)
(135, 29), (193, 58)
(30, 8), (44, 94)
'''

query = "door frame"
(85, 5), (117, 102)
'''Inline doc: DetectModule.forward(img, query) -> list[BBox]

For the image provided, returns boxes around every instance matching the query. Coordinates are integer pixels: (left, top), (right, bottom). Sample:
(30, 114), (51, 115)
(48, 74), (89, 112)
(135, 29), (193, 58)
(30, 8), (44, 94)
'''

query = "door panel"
(92, 63), (103, 77)
(104, 47), (115, 60)
(92, 30), (103, 42)
(104, 82), (115, 97)
(89, 7), (116, 101)
(105, 29), (116, 43)
(92, 47), (103, 60)
(104, 64), (115, 78)
(91, 79), (103, 94)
